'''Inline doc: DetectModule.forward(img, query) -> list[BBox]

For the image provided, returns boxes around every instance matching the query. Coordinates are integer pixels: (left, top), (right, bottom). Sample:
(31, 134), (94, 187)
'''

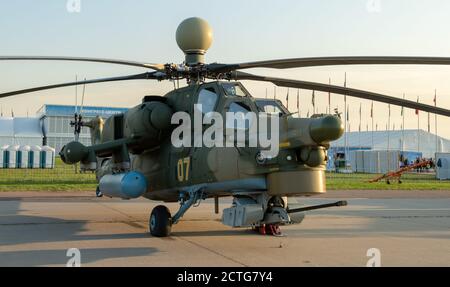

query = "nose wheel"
(149, 205), (172, 237)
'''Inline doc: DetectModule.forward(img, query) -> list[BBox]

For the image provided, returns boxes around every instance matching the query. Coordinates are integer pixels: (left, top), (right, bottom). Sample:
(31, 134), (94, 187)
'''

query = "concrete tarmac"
(0, 191), (449, 267)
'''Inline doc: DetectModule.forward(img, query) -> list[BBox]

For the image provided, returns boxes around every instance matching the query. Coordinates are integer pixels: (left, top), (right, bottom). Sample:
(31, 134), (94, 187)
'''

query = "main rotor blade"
(0, 56), (165, 71)
(209, 56), (450, 73)
(0, 72), (162, 99)
(234, 71), (450, 117)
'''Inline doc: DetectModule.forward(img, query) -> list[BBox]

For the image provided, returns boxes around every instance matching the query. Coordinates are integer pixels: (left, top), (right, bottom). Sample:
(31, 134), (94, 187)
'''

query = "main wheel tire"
(149, 205), (172, 237)
(95, 186), (103, 197)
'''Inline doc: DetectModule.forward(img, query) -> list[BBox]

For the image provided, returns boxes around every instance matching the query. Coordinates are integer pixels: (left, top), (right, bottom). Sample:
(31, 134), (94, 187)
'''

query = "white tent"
(14, 118), (43, 136)
(0, 118), (14, 136)
(332, 129), (450, 158)
(0, 117), (43, 147)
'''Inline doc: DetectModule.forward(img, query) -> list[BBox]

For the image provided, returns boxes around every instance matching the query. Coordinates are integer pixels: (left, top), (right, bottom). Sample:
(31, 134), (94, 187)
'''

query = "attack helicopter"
(1, 17), (450, 237)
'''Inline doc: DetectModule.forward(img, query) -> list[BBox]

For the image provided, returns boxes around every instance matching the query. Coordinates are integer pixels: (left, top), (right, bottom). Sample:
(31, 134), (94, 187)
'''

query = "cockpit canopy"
(255, 99), (289, 116)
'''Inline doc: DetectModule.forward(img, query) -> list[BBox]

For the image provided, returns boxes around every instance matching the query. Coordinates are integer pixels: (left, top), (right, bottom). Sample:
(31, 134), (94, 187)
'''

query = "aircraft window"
(222, 83), (246, 97)
(229, 102), (251, 113)
(260, 104), (283, 114)
(255, 100), (287, 115)
(226, 102), (253, 129)
(196, 87), (218, 114)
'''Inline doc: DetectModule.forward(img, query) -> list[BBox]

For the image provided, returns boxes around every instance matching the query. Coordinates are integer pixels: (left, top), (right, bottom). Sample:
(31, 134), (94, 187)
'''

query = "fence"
(0, 158), (443, 191)
(0, 157), (97, 191)
(326, 170), (437, 181)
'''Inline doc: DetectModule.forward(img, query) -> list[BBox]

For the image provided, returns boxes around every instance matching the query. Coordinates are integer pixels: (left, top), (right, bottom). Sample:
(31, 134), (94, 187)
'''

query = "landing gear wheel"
(95, 186), (103, 198)
(255, 224), (283, 236)
(266, 224), (283, 237)
(149, 205), (172, 237)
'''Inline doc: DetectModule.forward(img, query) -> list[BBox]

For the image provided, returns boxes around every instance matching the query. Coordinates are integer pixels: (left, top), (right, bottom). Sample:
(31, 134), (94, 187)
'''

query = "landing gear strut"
(148, 186), (205, 237)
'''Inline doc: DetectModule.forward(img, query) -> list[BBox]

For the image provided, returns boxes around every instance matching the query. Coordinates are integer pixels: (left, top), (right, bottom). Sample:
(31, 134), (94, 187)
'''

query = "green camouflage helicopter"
(1, 17), (450, 237)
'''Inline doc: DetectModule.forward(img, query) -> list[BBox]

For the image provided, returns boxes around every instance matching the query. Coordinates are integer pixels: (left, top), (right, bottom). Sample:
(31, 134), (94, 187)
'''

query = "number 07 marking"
(177, 157), (190, 182)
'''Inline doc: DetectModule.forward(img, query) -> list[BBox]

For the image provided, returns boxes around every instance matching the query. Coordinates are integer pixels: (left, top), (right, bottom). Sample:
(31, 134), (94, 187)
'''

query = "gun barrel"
(287, 200), (347, 214)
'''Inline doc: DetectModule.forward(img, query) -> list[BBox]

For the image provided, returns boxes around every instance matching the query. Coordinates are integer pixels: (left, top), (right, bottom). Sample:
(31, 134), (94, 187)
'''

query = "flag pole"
(417, 96), (420, 154)
(388, 104), (391, 152)
(402, 93), (405, 153)
(328, 78), (331, 114)
(286, 88), (289, 110)
(435, 89), (438, 156)
(75, 75), (78, 115)
(387, 104), (391, 168)
(371, 101), (374, 149)
(418, 112), (420, 154)
(359, 102), (362, 150)
(344, 73), (348, 168)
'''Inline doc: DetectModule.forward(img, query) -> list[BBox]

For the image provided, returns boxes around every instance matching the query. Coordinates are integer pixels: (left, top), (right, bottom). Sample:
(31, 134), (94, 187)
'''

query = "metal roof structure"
(36, 104), (128, 118)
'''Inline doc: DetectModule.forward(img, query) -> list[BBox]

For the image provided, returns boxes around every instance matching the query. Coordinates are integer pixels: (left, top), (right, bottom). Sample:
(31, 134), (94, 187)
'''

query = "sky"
(1, 0), (450, 138)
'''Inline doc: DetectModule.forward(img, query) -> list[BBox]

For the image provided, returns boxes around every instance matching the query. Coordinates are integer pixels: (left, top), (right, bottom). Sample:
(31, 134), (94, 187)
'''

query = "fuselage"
(94, 81), (343, 202)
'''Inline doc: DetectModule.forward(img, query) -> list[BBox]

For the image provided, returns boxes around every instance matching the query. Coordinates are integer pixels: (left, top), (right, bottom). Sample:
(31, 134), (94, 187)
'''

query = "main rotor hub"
(176, 17), (213, 66)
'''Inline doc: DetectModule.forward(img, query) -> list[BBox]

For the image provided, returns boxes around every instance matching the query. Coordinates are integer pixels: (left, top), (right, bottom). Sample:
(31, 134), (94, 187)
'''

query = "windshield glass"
(226, 102), (253, 129)
(196, 87), (218, 114)
(255, 99), (288, 115)
(221, 83), (247, 97)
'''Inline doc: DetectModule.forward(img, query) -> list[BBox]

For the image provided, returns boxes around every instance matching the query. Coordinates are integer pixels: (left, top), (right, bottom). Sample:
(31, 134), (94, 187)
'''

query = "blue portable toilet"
(40, 145), (55, 169)
(1, 145), (8, 169)
(29, 145), (41, 169)
(19, 145), (30, 169)
(6, 145), (19, 169)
